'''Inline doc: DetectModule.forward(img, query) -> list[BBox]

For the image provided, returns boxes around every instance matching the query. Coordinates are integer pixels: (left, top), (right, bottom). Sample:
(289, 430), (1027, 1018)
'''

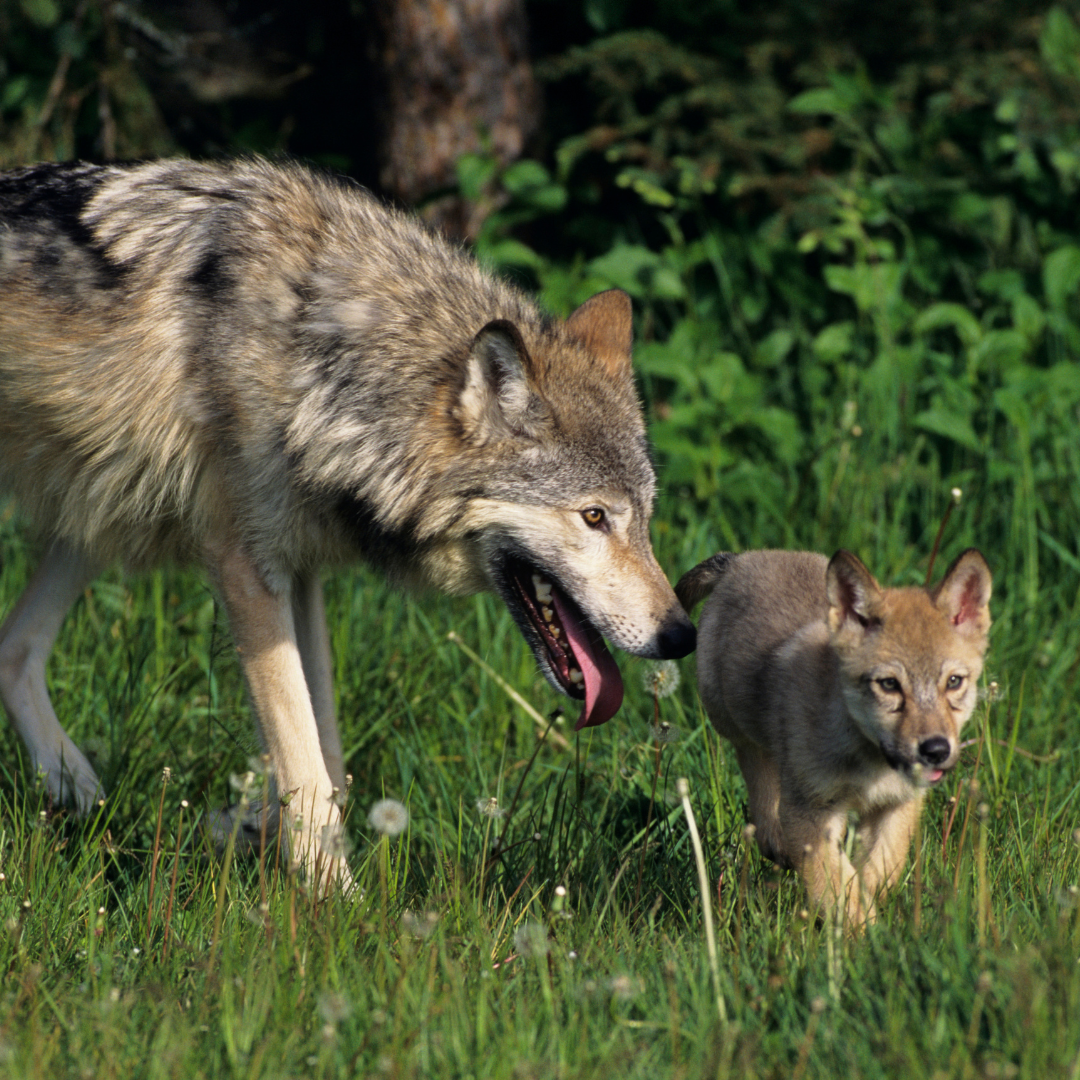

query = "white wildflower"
(320, 822), (353, 859)
(367, 798), (409, 837)
(402, 910), (439, 938)
(642, 660), (680, 699)
(649, 720), (681, 745)
(476, 797), (507, 819)
(513, 921), (549, 958)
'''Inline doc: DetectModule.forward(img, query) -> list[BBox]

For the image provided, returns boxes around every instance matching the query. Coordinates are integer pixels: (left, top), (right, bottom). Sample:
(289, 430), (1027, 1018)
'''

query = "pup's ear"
(565, 289), (633, 379)
(933, 549), (992, 637)
(826, 550), (883, 634)
(458, 320), (547, 441)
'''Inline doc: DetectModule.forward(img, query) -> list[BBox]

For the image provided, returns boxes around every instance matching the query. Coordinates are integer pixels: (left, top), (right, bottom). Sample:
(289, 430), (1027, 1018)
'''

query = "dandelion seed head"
(402, 910), (439, 938)
(161, 767), (172, 784)
(513, 921), (549, 958)
(318, 991), (352, 1025)
(609, 974), (640, 999)
(229, 771), (258, 799)
(476, 797), (507, 819)
(320, 822), (353, 859)
(180, 800), (189, 810)
(367, 798), (409, 837)
(951, 487), (963, 503)
(649, 720), (682, 745)
(642, 660), (680, 699)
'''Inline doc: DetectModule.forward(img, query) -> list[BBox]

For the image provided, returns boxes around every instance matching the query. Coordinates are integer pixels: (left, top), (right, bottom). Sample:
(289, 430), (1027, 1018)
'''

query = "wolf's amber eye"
(878, 677), (901, 693)
(946, 674), (964, 690)
(581, 507), (606, 529)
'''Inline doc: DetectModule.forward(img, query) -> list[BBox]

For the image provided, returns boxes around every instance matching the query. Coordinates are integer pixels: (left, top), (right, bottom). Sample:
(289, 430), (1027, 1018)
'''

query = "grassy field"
(0, 440), (1079, 1079)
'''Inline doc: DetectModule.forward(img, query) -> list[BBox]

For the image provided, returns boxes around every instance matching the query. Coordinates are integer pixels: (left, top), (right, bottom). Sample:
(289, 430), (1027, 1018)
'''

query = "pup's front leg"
(784, 799), (870, 929)
(855, 796), (923, 910)
(205, 535), (352, 894)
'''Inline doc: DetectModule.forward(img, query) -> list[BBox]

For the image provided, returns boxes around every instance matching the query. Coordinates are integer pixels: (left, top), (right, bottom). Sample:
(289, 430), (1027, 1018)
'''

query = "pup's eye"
(581, 507), (606, 529)
(878, 677), (901, 693)
(946, 674), (964, 690)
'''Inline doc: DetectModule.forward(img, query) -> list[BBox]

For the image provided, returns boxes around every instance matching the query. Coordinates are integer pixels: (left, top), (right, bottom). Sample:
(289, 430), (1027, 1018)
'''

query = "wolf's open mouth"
(882, 746), (946, 786)
(504, 558), (624, 729)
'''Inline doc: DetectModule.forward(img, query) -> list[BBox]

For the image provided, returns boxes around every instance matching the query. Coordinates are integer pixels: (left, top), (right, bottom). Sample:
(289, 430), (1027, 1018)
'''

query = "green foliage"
(0, 0), (176, 164)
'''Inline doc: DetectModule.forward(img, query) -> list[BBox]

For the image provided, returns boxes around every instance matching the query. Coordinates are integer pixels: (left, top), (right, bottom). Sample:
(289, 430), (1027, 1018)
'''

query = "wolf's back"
(0, 160), (654, 582)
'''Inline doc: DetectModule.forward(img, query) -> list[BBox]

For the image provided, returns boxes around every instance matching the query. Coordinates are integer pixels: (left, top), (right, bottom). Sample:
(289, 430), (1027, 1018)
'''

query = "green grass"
(1, 457), (1079, 1079)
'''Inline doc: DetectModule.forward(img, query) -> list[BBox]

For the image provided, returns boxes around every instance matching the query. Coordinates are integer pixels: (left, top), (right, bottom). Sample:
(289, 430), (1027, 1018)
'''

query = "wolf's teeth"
(542, 606), (553, 622)
(569, 668), (583, 684)
(551, 626), (560, 639)
(535, 585), (553, 604)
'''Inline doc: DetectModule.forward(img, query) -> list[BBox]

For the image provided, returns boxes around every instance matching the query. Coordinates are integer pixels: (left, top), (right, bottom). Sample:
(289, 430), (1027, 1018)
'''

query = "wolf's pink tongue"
(552, 592), (624, 729)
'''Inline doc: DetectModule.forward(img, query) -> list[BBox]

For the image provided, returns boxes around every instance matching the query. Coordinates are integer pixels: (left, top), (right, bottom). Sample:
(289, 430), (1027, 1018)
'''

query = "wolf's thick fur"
(677, 548), (991, 927)
(0, 158), (695, 886)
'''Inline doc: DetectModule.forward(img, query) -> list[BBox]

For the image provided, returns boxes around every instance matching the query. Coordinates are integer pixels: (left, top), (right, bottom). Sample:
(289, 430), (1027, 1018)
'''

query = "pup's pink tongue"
(927, 768), (943, 784)
(551, 592), (624, 729)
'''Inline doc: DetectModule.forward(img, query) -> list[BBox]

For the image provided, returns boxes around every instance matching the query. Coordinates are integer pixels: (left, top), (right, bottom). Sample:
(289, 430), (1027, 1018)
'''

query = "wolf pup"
(0, 158), (695, 886)
(677, 548), (991, 927)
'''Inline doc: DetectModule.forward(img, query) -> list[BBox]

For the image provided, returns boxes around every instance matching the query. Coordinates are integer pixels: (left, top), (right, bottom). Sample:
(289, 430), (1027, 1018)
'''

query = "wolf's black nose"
(918, 736), (951, 766)
(657, 615), (696, 658)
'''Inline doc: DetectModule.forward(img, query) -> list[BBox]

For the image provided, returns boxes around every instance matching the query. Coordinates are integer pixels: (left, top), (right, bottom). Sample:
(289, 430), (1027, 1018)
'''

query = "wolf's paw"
(35, 745), (103, 815)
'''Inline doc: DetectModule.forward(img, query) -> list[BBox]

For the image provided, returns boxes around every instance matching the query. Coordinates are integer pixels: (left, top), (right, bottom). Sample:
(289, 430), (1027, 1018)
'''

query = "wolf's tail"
(674, 552), (733, 612)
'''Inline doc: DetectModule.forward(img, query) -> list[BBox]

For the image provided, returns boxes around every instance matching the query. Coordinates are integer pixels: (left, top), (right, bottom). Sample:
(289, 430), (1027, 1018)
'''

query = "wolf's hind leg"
(292, 571), (346, 794)
(734, 744), (789, 867)
(0, 541), (103, 811)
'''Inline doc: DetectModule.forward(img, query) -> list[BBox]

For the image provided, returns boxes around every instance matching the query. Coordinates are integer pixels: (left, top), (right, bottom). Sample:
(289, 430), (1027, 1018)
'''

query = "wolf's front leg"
(855, 796), (923, 909)
(784, 801), (869, 929)
(205, 535), (352, 894)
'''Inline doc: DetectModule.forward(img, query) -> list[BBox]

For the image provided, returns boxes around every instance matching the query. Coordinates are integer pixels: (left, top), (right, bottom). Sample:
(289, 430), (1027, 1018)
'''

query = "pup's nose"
(657, 613), (696, 658)
(918, 736), (951, 767)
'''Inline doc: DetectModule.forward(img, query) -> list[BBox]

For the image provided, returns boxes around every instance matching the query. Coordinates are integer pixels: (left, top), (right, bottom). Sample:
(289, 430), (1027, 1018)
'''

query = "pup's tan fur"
(678, 548), (992, 927)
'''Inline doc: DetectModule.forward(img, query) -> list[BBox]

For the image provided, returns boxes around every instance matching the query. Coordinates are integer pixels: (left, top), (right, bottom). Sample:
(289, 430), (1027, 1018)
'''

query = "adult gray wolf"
(0, 157), (695, 887)
(677, 548), (991, 928)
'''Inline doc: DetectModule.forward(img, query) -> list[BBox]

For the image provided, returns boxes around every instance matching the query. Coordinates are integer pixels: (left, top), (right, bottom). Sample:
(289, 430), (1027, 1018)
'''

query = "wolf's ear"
(933, 549), (992, 637)
(459, 320), (546, 440)
(565, 289), (633, 379)
(826, 550), (883, 634)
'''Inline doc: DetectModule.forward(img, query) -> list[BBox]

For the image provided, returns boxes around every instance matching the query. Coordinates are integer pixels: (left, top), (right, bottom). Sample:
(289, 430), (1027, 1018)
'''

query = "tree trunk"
(373, 0), (540, 240)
